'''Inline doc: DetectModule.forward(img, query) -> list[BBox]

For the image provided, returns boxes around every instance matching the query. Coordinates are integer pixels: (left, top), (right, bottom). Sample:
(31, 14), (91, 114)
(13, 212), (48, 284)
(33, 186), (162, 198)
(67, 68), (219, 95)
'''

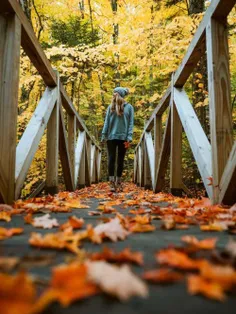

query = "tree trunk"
(189, 0), (208, 135)
(189, 0), (204, 14)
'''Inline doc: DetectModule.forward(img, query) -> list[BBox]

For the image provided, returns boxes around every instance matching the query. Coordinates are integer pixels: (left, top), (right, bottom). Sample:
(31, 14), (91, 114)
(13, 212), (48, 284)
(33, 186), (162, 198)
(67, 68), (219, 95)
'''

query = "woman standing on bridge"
(101, 87), (134, 192)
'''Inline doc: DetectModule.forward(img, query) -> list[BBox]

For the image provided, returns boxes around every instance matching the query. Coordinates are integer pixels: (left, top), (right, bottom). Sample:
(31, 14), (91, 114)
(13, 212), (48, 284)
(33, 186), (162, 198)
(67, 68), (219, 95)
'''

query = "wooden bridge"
(0, 1), (236, 314)
(0, 0), (235, 205)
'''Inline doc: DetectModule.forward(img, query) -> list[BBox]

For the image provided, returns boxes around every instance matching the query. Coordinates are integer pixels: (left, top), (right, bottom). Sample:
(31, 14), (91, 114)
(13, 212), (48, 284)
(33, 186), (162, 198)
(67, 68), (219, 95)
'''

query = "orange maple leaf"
(90, 247), (144, 266)
(143, 268), (183, 283)
(181, 235), (218, 250)
(187, 275), (226, 301)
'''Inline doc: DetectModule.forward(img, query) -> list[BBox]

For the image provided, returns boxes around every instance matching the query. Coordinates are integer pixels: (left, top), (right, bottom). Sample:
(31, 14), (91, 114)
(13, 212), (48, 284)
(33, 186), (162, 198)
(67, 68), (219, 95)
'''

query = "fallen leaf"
(88, 211), (102, 216)
(143, 268), (183, 283)
(86, 261), (148, 301)
(187, 275), (226, 301)
(200, 221), (229, 231)
(0, 212), (11, 222)
(0, 227), (23, 240)
(64, 199), (89, 209)
(34, 263), (99, 310)
(60, 216), (84, 231)
(161, 216), (176, 230)
(129, 208), (150, 215)
(94, 218), (129, 242)
(32, 214), (59, 229)
(0, 257), (19, 272)
(199, 261), (236, 289)
(225, 237), (236, 258)
(207, 176), (213, 186)
(29, 232), (81, 254)
(24, 213), (33, 224)
(0, 204), (14, 211)
(0, 272), (37, 313)
(130, 223), (155, 233)
(181, 235), (218, 250)
(89, 247), (143, 265)
(156, 249), (201, 270)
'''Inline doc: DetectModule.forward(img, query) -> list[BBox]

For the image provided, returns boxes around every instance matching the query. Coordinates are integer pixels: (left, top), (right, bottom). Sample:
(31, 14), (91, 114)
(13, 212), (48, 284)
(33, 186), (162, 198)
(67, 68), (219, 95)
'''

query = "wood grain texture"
(59, 105), (74, 191)
(174, 88), (213, 199)
(0, 13), (21, 203)
(68, 114), (76, 184)
(155, 109), (171, 193)
(15, 87), (57, 199)
(144, 135), (152, 189)
(154, 115), (162, 181)
(46, 101), (59, 195)
(75, 131), (85, 187)
(219, 141), (236, 205)
(206, 17), (233, 203)
(171, 83), (182, 191)
(145, 132), (155, 187)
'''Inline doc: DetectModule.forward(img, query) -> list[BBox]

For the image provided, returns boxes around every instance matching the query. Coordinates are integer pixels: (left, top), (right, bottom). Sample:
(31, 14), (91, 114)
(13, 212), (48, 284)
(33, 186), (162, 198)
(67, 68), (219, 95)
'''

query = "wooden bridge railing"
(134, 0), (236, 205)
(0, 0), (101, 204)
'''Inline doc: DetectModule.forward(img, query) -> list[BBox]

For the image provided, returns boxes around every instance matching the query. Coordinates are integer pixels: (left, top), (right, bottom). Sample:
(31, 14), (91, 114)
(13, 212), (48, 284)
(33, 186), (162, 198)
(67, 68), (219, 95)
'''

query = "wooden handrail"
(0, 0), (101, 203)
(134, 0), (236, 205)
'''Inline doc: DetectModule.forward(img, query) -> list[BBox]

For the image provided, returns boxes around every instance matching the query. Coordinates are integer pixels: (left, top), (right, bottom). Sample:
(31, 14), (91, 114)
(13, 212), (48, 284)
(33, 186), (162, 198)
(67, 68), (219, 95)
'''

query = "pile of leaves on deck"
(0, 182), (236, 313)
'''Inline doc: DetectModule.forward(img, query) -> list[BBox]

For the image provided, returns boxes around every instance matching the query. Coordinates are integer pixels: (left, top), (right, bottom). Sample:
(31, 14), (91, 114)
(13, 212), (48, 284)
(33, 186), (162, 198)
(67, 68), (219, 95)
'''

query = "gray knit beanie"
(113, 87), (129, 98)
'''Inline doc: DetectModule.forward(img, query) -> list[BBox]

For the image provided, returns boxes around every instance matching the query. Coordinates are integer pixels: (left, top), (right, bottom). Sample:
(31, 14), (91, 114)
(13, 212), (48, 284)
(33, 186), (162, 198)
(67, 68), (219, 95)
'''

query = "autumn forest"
(17, 0), (236, 197)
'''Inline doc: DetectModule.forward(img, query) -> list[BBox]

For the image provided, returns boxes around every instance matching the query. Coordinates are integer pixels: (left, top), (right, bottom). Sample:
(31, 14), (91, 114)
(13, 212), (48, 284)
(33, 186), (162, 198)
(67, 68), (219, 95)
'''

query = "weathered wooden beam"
(90, 144), (96, 183)
(154, 115), (162, 182)
(173, 0), (235, 88)
(170, 78), (183, 195)
(59, 105), (75, 191)
(144, 135), (152, 189)
(74, 131), (86, 188)
(174, 88), (213, 199)
(0, 13), (21, 203)
(85, 137), (91, 186)
(206, 17), (234, 203)
(138, 146), (143, 187)
(145, 132), (155, 188)
(45, 101), (59, 195)
(15, 87), (57, 199)
(219, 141), (236, 205)
(96, 150), (102, 182)
(155, 110), (171, 193)
(133, 152), (137, 183)
(28, 181), (45, 199)
(68, 114), (76, 185)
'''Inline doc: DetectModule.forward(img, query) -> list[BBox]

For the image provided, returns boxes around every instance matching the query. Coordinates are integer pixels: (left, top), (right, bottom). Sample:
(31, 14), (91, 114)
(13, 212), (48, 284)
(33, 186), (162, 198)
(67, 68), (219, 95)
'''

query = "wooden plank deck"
(0, 182), (235, 314)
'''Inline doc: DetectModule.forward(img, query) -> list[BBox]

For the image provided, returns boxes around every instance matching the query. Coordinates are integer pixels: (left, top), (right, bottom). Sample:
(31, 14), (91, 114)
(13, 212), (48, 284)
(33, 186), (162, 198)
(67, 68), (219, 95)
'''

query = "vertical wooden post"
(206, 18), (233, 203)
(140, 140), (145, 187)
(45, 101), (59, 194)
(0, 14), (21, 204)
(96, 149), (102, 182)
(154, 114), (162, 186)
(68, 114), (76, 184)
(133, 151), (137, 183)
(170, 75), (183, 196)
(86, 137), (91, 186)
(143, 139), (152, 189)
(78, 143), (86, 188)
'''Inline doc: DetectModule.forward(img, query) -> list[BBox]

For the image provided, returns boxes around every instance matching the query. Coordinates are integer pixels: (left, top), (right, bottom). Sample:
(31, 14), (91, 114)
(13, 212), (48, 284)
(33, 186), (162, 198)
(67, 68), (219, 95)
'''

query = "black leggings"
(107, 140), (127, 177)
